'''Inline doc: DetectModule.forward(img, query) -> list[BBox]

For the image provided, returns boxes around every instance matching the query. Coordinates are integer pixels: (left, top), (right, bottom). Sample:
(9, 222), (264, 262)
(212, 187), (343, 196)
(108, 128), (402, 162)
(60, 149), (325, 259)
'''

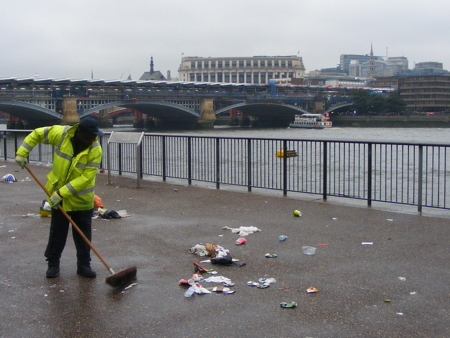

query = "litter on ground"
(280, 302), (297, 308)
(235, 238), (247, 245)
(203, 276), (233, 285)
(222, 226), (262, 236)
(247, 277), (276, 288)
(2, 174), (17, 183)
(306, 287), (319, 293)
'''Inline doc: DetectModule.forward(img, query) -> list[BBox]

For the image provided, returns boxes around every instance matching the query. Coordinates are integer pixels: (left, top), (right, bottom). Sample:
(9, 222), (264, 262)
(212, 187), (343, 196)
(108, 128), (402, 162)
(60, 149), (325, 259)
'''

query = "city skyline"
(1, 0), (449, 80)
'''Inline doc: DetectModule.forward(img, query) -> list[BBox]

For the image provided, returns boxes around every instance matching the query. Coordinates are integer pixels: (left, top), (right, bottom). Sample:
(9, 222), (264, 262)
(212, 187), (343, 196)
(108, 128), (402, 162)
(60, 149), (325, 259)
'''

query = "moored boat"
(289, 114), (332, 129)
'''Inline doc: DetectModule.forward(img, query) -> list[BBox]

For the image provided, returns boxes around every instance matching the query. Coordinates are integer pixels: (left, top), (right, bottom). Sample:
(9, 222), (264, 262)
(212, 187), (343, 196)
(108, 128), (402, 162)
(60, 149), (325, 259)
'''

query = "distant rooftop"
(139, 56), (166, 81)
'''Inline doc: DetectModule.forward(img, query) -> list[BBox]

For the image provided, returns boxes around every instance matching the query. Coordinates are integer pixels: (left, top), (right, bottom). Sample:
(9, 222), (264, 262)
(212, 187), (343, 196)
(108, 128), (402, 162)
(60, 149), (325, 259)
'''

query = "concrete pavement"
(1, 161), (450, 338)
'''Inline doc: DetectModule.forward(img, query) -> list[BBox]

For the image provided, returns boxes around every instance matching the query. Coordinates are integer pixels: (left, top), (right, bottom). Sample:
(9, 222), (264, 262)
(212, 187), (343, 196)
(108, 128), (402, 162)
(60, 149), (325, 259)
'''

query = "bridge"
(0, 77), (386, 129)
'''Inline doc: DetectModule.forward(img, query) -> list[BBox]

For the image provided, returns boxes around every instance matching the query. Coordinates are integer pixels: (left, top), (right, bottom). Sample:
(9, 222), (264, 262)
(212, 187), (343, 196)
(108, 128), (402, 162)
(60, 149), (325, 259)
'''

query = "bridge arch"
(216, 102), (310, 116)
(215, 102), (311, 128)
(80, 99), (200, 120)
(324, 102), (354, 115)
(0, 100), (61, 121)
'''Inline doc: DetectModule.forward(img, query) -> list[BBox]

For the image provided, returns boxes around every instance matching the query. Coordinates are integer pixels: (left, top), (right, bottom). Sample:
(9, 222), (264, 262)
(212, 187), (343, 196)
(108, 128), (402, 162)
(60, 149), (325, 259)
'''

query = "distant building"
(349, 57), (408, 78)
(139, 57), (166, 81)
(340, 46), (409, 78)
(309, 69), (346, 77)
(303, 74), (369, 87)
(315, 67), (346, 75)
(177, 56), (305, 84)
(340, 54), (384, 74)
(411, 62), (448, 75)
(370, 76), (401, 90)
(399, 75), (450, 112)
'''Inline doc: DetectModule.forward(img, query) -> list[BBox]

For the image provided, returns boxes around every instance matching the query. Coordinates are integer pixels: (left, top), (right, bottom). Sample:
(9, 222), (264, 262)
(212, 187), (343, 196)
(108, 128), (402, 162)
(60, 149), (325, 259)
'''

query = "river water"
(3, 123), (450, 144)
(111, 126), (450, 144)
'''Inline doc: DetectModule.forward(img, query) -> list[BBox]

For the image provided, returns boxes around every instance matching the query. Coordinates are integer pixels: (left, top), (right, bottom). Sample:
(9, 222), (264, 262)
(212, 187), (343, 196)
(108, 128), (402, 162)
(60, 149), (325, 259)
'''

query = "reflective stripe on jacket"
(16, 124), (102, 211)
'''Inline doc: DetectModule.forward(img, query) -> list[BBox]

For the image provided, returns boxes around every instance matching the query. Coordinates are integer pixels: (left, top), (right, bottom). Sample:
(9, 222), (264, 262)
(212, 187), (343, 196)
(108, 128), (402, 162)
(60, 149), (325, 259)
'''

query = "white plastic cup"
(302, 246), (316, 255)
(184, 286), (195, 297)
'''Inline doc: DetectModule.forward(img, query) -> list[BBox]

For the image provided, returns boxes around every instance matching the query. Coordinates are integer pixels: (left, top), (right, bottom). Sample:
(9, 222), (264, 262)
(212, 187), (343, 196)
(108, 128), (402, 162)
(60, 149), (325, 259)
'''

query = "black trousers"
(45, 208), (93, 267)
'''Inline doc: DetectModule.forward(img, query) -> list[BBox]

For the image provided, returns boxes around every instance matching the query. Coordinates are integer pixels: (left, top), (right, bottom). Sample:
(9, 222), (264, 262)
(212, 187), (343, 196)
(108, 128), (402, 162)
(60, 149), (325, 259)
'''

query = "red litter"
(235, 238), (247, 245)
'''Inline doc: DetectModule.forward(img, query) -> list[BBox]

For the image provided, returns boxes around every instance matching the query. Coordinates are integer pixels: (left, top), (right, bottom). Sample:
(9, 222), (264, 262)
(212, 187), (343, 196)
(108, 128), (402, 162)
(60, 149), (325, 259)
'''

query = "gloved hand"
(15, 155), (28, 169)
(49, 191), (62, 208)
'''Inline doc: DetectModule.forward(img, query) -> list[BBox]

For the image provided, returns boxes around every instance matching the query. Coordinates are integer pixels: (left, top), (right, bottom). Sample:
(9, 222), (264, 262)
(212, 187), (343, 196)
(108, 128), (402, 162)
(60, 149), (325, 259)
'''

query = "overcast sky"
(1, 0), (449, 80)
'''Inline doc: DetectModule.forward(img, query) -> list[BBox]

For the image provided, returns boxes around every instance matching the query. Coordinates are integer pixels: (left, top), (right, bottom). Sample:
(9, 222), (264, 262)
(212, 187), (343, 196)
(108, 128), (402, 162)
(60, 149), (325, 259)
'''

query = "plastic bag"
(2, 174), (16, 183)
(101, 209), (121, 219)
(211, 255), (233, 265)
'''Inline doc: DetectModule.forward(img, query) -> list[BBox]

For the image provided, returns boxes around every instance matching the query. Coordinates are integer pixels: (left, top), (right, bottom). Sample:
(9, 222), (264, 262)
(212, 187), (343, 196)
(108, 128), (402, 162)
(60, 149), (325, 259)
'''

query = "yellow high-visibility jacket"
(16, 124), (102, 211)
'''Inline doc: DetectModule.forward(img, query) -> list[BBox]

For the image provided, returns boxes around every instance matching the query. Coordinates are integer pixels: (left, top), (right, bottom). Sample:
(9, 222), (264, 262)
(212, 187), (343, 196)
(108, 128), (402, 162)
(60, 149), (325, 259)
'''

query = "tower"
(367, 43), (376, 79)
(150, 56), (154, 74)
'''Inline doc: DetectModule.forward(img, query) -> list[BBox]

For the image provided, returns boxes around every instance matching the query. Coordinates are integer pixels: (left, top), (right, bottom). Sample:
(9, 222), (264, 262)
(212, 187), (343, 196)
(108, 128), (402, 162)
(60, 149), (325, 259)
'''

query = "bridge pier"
(312, 97), (326, 114)
(133, 111), (144, 129)
(144, 116), (155, 129)
(198, 98), (216, 129)
(239, 116), (250, 127)
(7, 115), (22, 129)
(97, 107), (114, 128)
(97, 116), (113, 128)
(61, 97), (80, 125)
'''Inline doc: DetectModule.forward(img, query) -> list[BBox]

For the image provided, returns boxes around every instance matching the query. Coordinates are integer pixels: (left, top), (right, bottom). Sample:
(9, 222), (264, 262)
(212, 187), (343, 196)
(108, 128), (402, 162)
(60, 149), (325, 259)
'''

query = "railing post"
(107, 138), (112, 185)
(418, 145), (423, 213)
(247, 138), (252, 192)
(14, 133), (18, 155)
(118, 143), (122, 176)
(323, 141), (327, 200)
(98, 136), (104, 170)
(38, 143), (42, 162)
(216, 138), (220, 189)
(3, 132), (6, 161)
(136, 143), (142, 188)
(187, 137), (192, 185)
(283, 139), (287, 196)
(139, 142), (143, 179)
(367, 142), (372, 207)
(162, 136), (166, 182)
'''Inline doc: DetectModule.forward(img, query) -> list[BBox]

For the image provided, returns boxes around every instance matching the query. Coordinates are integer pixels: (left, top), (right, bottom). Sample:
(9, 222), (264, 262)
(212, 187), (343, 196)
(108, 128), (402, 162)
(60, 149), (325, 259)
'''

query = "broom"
(25, 165), (137, 287)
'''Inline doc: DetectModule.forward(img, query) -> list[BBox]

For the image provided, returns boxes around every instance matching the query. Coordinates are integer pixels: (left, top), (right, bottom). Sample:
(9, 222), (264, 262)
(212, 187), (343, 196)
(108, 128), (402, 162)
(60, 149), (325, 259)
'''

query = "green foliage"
(352, 89), (372, 114)
(370, 94), (386, 113)
(351, 90), (406, 115)
(386, 91), (407, 113)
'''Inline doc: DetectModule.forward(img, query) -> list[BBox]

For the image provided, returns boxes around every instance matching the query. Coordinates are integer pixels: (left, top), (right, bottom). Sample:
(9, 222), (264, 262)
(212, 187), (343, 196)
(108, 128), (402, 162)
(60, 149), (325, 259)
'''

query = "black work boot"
(77, 265), (96, 278)
(46, 265), (60, 278)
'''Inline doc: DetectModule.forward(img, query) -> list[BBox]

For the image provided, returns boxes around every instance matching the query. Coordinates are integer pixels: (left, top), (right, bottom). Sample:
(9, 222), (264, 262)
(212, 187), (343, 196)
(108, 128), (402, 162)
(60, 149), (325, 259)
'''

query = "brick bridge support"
(61, 97), (80, 125)
(198, 98), (216, 128)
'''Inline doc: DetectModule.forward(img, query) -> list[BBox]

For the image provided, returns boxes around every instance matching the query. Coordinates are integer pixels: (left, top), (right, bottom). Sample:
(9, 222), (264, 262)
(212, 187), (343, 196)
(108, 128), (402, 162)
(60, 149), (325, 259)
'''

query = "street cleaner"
(15, 117), (103, 279)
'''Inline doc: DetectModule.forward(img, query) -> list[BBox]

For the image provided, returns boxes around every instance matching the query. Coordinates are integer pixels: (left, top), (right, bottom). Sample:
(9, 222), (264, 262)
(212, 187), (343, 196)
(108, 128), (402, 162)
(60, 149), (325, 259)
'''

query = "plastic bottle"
(184, 286), (195, 297)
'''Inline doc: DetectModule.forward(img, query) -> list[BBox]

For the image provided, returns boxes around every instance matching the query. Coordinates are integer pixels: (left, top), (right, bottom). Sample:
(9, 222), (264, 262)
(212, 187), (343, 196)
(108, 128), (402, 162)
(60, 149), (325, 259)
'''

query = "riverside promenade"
(1, 161), (450, 338)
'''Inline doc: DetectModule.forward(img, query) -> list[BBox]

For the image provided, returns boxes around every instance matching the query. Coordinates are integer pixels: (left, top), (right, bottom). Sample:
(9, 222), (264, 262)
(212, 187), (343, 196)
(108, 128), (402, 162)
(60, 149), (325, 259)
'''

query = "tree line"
(350, 89), (407, 115)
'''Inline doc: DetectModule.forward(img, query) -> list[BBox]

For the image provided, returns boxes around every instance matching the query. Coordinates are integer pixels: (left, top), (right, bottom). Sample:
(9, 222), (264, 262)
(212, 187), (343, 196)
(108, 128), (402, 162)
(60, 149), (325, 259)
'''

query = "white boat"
(289, 114), (332, 129)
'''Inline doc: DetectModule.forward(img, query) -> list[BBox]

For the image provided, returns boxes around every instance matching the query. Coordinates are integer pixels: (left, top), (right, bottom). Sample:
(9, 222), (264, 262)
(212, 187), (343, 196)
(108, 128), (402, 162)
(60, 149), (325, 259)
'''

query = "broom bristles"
(105, 266), (137, 287)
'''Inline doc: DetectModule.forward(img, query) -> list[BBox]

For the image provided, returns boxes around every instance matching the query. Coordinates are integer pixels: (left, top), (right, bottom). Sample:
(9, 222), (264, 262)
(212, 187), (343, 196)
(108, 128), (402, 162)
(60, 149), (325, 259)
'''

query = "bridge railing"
(2, 129), (449, 212)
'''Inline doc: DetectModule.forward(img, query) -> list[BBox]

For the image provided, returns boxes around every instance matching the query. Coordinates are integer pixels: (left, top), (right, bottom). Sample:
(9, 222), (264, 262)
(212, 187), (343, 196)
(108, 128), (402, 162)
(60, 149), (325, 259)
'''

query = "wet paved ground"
(1, 160), (450, 338)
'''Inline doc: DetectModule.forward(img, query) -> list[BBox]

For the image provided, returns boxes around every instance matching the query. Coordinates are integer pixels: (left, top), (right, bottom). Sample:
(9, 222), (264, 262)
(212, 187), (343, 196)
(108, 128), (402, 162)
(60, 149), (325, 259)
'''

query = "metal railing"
(2, 129), (449, 211)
